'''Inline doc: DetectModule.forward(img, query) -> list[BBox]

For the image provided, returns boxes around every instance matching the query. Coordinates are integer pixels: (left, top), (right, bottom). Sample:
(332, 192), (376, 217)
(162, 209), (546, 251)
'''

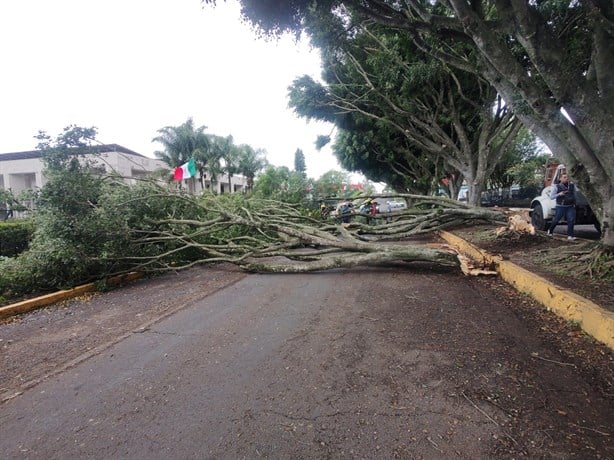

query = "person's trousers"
(548, 205), (576, 236)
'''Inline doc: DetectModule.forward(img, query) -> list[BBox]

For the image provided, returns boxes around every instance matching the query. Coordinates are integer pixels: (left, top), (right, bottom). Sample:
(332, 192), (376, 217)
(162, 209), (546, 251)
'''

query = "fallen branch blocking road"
(111, 193), (508, 274)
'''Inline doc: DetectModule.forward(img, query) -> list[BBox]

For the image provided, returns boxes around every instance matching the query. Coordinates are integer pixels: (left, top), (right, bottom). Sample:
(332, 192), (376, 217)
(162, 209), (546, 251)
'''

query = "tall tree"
(293, 148), (307, 177)
(30, 126), (113, 287)
(327, 117), (441, 195)
(289, 25), (521, 205)
(216, 135), (240, 193)
(205, 134), (231, 186)
(153, 118), (210, 190)
(488, 128), (541, 191)
(313, 170), (350, 199)
(238, 144), (267, 191)
(253, 165), (308, 203)
(207, 0), (614, 245)
(35, 125), (98, 172)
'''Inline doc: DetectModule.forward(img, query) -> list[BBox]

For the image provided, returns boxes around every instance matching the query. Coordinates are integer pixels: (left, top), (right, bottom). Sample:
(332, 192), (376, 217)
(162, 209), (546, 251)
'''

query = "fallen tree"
(117, 192), (507, 274)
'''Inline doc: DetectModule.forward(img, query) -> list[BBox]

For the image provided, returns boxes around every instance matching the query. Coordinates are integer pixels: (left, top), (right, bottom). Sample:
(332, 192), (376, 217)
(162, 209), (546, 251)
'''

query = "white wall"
(0, 148), (249, 196)
(0, 149), (169, 194)
(180, 173), (248, 194)
(0, 157), (46, 192)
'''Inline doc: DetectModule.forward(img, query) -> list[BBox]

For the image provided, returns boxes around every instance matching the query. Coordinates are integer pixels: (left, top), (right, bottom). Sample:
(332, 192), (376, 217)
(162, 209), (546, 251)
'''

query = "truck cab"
(529, 162), (600, 232)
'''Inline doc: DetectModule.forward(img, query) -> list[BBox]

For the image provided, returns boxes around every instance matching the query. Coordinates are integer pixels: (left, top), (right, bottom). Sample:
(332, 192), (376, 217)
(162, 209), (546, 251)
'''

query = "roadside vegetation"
(0, 127), (511, 305)
(3, 0), (612, 301)
(207, 0), (613, 247)
(0, 220), (33, 257)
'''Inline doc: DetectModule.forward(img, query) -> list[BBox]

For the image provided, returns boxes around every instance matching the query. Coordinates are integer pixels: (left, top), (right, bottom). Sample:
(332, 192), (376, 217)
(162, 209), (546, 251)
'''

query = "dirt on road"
(1, 235), (613, 458)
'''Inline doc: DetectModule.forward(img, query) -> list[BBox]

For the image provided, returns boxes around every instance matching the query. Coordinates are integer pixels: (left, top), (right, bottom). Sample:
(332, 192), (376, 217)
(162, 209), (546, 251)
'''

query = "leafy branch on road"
(0, 181), (508, 304)
(117, 192), (507, 274)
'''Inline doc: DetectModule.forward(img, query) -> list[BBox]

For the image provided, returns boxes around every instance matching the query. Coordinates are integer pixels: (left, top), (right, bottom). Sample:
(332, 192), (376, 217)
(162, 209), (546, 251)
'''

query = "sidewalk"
(0, 272), (143, 321)
(440, 230), (614, 349)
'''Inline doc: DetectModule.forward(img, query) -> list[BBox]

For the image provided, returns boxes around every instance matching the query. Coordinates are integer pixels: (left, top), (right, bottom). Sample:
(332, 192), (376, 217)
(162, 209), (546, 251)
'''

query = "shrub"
(0, 220), (34, 257)
(0, 254), (39, 300)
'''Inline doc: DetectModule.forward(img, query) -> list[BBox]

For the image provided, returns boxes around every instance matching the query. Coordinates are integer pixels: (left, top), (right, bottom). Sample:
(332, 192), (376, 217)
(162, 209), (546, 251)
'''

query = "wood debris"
(496, 210), (535, 236)
(426, 243), (498, 276)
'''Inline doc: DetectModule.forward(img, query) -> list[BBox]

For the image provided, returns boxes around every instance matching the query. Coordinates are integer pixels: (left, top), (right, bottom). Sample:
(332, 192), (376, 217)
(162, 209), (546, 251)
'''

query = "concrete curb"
(439, 231), (614, 349)
(0, 272), (143, 321)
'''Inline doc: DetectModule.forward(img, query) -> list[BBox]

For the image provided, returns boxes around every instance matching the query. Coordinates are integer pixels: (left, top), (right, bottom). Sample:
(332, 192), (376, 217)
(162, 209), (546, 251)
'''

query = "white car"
(529, 164), (600, 232)
(387, 200), (406, 209)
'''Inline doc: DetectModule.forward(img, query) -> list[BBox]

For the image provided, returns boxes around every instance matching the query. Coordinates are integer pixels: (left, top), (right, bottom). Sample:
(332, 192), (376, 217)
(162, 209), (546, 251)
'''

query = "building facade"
(0, 144), (249, 218)
(186, 173), (248, 195)
(0, 144), (169, 194)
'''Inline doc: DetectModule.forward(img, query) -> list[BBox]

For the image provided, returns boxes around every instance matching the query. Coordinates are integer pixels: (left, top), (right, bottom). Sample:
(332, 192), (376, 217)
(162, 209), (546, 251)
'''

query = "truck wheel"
(531, 203), (547, 230)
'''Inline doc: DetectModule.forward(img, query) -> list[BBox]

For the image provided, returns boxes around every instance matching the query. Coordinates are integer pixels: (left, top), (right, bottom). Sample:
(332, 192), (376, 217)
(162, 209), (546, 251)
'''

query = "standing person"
(320, 202), (328, 218)
(369, 200), (378, 225)
(547, 174), (577, 240)
(384, 201), (392, 223)
(339, 202), (351, 224)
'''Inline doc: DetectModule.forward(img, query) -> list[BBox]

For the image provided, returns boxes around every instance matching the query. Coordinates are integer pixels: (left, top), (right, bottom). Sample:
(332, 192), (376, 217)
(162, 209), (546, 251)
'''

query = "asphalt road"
(0, 266), (611, 458)
(551, 223), (600, 239)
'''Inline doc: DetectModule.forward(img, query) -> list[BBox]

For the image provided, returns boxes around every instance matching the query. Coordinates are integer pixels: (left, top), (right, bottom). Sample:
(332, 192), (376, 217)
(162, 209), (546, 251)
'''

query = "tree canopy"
(206, 0), (614, 246)
(288, 20), (521, 205)
(153, 118), (209, 170)
(294, 148), (306, 177)
(253, 165), (308, 203)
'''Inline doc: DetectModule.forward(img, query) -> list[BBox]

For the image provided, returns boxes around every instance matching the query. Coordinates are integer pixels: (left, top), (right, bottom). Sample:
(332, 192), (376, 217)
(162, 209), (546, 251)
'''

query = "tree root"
(536, 242), (613, 281)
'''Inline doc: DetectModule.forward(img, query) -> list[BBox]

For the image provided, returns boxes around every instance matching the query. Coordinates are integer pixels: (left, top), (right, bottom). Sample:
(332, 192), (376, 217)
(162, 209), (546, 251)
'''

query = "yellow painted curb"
(0, 272), (143, 321)
(439, 231), (614, 349)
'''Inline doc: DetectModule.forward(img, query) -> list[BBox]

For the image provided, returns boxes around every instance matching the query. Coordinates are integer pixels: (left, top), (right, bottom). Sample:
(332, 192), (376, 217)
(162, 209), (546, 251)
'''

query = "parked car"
(387, 200), (407, 209)
(529, 162), (600, 232)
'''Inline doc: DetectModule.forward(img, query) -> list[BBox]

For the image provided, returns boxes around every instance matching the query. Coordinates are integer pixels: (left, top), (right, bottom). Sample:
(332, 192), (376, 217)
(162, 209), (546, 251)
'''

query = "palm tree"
(206, 134), (234, 192)
(238, 145), (267, 192)
(223, 144), (241, 194)
(207, 134), (241, 193)
(153, 118), (209, 189)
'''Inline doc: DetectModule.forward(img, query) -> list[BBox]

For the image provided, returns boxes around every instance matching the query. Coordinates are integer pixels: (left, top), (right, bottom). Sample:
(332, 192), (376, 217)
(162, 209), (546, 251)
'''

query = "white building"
(185, 172), (248, 195)
(0, 144), (249, 211)
(0, 144), (169, 194)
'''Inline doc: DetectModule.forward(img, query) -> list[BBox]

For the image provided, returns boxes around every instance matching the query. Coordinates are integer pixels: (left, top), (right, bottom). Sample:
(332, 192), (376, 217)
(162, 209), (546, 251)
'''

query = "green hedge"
(0, 220), (34, 257)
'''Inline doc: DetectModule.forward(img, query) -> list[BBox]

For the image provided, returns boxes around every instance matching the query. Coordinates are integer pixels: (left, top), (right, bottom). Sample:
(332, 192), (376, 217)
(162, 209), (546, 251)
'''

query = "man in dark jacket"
(547, 174), (577, 240)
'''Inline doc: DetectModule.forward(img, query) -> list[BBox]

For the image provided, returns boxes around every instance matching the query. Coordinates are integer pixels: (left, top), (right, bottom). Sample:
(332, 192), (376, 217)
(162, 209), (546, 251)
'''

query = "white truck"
(529, 162), (600, 232)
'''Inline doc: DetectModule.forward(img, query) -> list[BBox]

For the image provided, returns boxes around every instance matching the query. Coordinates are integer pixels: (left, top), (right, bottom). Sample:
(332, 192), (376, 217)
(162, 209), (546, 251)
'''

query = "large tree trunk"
(602, 192), (614, 247)
(242, 244), (458, 273)
(465, 176), (483, 207)
(437, 0), (613, 245)
(336, 0), (613, 246)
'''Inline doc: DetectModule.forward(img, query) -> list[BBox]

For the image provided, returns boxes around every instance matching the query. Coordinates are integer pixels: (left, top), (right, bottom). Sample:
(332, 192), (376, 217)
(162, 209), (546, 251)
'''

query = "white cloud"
(0, 0), (341, 178)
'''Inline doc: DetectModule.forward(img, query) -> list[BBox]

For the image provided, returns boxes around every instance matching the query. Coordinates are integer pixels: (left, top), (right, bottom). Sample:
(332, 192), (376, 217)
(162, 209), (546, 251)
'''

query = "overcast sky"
(0, 0), (343, 179)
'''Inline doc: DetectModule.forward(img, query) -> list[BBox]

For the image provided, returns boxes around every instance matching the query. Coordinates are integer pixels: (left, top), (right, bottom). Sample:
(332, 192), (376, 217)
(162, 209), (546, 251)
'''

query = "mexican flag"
(173, 159), (197, 181)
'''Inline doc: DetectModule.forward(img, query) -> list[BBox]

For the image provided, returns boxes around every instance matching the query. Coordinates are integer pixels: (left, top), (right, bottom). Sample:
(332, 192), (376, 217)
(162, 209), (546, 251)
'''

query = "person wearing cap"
(547, 173), (577, 241)
(320, 202), (328, 218)
(339, 201), (352, 224)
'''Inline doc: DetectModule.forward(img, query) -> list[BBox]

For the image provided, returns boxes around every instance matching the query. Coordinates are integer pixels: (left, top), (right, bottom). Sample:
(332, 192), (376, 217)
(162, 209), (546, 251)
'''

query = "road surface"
(0, 266), (611, 458)
(551, 223), (600, 239)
